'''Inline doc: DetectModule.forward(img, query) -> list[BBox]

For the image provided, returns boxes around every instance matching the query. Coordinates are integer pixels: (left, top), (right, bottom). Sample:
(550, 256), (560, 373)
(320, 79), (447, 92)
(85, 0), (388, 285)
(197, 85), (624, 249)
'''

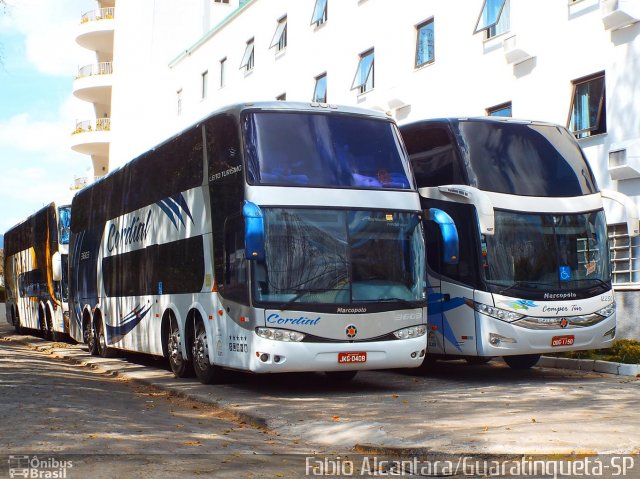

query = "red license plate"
(338, 352), (367, 364)
(551, 335), (575, 347)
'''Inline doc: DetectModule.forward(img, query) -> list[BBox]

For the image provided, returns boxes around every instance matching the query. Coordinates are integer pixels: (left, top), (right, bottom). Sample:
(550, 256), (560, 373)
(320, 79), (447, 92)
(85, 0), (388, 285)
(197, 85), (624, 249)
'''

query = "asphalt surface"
(1, 303), (640, 478)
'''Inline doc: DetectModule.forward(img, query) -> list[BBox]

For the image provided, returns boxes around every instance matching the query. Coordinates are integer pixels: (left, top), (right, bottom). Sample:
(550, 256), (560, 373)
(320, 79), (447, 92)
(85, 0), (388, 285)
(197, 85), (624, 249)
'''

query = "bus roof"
(400, 116), (563, 130)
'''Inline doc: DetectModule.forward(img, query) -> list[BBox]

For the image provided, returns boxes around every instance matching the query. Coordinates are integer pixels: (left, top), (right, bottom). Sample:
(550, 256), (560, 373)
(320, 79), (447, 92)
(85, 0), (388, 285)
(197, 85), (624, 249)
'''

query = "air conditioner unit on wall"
(503, 35), (533, 65)
(608, 140), (640, 180)
(601, 0), (640, 30)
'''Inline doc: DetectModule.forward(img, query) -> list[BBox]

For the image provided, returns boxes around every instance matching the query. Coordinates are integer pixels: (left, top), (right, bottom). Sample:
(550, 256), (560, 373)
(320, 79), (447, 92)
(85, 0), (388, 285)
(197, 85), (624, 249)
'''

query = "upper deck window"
(243, 111), (413, 190)
(454, 120), (598, 197)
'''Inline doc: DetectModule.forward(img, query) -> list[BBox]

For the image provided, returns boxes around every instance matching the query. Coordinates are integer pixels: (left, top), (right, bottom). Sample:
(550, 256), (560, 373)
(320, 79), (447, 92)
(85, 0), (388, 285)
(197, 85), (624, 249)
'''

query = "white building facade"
(71, 0), (640, 336)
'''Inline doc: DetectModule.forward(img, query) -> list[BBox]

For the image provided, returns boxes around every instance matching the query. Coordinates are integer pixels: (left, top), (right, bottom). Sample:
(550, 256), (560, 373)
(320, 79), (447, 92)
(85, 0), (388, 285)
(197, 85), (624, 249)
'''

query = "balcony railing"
(73, 118), (111, 135)
(72, 175), (105, 190)
(80, 7), (115, 23)
(76, 62), (113, 79)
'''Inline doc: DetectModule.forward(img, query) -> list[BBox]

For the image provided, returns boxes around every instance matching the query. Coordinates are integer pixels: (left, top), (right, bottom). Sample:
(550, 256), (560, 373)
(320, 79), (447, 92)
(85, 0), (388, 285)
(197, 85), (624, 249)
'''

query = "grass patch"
(553, 339), (640, 364)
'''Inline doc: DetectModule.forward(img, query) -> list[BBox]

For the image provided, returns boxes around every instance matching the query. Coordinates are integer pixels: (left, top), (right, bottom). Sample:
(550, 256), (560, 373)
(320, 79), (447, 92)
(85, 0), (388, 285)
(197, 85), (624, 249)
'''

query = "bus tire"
(466, 356), (493, 365)
(83, 315), (98, 356)
(415, 356), (437, 374)
(45, 309), (54, 342)
(503, 354), (540, 370)
(167, 315), (194, 378)
(13, 309), (22, 335)
(39, 307), (50, 340)
(325, 370), (358, 383)
(192, 319), (224, 384)
(96, 319), (116, 358)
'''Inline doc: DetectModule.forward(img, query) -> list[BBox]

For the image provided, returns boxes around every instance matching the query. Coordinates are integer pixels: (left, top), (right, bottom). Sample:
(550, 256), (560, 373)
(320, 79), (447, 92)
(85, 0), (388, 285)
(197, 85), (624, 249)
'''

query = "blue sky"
(0, 0), (94, 234)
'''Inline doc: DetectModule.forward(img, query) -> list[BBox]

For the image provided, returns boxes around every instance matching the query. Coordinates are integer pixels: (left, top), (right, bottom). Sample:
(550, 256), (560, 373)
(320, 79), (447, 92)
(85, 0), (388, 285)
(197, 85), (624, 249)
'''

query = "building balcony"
(73, 62), (113, 104)
(71, 175), (105, 190)
(70, 118), (111, 156)
(601, 0), (640, 30)
(76, 8), (115, 52)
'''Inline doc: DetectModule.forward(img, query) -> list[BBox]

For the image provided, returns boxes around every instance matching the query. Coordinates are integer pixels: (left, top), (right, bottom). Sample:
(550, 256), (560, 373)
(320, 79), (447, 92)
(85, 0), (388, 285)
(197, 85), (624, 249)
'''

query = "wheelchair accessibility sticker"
(559, 266), (572, 282)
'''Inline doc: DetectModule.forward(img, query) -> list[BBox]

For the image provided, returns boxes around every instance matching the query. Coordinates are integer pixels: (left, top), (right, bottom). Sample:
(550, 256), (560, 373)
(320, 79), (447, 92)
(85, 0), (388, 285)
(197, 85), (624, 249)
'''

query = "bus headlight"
(474, 302), (524, 322)
(256, 327), (306, 342)
(595, 303), (616, 318)
(393, 325), (427, 339)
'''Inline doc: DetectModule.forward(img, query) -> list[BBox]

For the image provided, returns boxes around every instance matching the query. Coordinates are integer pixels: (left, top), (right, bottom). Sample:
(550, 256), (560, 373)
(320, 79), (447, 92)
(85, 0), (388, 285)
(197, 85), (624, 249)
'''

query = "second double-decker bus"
(4, 202), (71, 340)
(69, 102), (428, 383)
(400, 117), (638, 369)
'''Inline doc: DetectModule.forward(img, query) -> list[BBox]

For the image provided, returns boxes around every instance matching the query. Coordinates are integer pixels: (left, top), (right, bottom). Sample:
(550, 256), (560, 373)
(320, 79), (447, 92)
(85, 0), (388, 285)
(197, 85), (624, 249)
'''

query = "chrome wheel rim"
(169, 326), (182, 365)
(193, 331), (209, 371)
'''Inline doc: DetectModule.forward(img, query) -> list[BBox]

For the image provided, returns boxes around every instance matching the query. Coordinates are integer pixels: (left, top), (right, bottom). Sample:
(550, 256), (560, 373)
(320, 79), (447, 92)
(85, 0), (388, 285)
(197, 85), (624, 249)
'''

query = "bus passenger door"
(424, 207), (478, 356)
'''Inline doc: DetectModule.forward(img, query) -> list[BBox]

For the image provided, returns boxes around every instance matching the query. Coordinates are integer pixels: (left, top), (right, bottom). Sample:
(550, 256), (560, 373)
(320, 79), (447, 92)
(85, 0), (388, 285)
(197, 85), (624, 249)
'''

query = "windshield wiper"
(277, 288), (337, 311)
(574, 277), (610, 289)
(497, 281), (553, 296)
(357, 297), (424, 307)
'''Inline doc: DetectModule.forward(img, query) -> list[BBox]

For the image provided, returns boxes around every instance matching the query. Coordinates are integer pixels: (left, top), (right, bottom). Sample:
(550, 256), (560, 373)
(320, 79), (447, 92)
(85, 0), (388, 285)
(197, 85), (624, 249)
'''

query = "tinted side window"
(102, 237), (204, 297)
(402, 125), (467, 188)
(72, 127), (204, 232)
(205, 114), (244, 290)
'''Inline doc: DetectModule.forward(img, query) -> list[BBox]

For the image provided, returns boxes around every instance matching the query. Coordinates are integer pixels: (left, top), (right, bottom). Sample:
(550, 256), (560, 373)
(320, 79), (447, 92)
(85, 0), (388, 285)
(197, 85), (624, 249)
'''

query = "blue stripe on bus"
(171, 193), (194, 223)
(155, 201), (179, 229)
(105, 304), (152, 344)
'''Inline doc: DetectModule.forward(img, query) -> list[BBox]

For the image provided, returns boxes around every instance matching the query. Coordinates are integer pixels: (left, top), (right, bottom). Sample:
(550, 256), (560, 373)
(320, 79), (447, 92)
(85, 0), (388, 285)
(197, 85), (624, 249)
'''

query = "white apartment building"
(70, 0), (640, 336)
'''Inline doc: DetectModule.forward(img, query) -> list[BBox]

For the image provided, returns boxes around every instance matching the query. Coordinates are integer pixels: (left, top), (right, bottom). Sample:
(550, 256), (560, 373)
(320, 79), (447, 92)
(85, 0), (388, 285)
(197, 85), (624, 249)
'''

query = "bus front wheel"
(13, 310), (21, 335)
(167, 316), (193, 378)
(503, 354), (540, 370)
(192, 320), (224, 384)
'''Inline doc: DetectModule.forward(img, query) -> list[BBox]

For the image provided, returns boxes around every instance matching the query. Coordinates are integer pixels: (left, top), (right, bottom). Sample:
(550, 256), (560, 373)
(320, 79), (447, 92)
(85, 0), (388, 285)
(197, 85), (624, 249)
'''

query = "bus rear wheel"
(503, 354), (541, 370)
(167, 316), (193, 378)
(96, 320), (116, 358)
(84, 319), (98, 356)
(192, 321), (224, 384)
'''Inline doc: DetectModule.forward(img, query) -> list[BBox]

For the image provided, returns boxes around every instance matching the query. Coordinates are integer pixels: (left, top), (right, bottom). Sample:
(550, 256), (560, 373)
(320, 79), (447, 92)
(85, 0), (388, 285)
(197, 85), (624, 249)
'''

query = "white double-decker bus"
(69, 102), (428, 383)
(401, 117), (638, 369)
(4, 202), (71, 340)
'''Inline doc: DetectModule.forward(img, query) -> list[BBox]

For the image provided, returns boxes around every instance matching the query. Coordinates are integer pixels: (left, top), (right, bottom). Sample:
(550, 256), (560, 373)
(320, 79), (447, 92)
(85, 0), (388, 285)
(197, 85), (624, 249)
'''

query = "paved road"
(0, 308), (325, 478)
(2, 303), (640, 477)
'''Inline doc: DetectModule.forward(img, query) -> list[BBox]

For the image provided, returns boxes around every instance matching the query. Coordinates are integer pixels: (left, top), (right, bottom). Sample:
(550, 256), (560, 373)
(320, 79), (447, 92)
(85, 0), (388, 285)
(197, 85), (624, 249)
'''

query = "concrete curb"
(539, 355), (640, 377)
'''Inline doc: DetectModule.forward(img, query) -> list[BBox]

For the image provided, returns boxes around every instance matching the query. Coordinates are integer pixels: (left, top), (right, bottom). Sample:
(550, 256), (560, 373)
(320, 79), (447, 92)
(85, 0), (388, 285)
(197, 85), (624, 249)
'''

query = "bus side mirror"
(243, 201), (265, 261)
(52, 252), (62, 281)
(427, 208), (459, 265)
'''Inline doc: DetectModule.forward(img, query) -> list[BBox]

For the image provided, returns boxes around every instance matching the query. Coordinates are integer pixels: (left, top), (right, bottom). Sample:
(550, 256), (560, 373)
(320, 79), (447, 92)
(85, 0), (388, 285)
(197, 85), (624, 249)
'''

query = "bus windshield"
(253, 208), (425, 309)
(244, 111), (413, 190)
(483, 209), (610, 295)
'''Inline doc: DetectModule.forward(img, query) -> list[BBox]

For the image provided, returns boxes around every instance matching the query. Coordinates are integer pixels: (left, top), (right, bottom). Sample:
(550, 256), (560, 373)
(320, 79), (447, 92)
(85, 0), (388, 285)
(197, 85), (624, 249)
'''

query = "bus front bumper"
(475, 313), (616, 357)
(248, 335), (427, 373)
